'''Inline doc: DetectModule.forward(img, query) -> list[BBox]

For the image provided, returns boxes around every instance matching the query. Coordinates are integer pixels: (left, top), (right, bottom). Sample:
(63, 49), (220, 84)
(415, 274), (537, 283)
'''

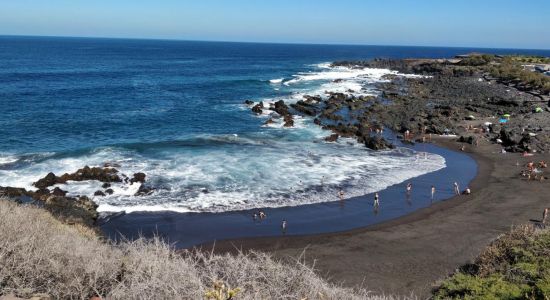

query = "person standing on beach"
(281, 219), (287, 234)
(431, 185), (436, 200)
(406, 183), (412, 195)
(543, 208), (549, 225)
(374, 192), (380, 207)
(453, 182), (460, 195)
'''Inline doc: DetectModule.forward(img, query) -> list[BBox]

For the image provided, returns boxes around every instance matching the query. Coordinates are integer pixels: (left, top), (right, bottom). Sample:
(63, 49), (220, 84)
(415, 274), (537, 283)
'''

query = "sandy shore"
(210, 136), (550, 298)
(100, 140), (476, 249)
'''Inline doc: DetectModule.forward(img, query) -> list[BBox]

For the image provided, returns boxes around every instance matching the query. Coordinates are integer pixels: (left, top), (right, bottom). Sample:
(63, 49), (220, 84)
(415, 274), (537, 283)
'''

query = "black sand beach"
(100, 139), (476, 249)
(211, 137), (550, 297)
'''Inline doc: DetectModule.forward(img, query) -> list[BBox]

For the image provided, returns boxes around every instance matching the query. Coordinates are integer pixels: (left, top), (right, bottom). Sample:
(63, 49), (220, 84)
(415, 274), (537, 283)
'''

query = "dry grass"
(0, 200), (402, 299)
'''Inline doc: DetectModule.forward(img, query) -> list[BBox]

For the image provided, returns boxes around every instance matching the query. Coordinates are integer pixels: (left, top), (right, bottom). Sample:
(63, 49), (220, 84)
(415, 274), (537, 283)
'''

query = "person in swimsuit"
(281, 219), (287, 234)
(338, 190), (345, 200)
(453, 182), (460, 195)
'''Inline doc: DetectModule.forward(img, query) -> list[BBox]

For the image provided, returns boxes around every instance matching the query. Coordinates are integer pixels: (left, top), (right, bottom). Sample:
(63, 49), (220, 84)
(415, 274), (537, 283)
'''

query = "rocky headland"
(0, 166), (151, 227)
(248, 54), (550, 153)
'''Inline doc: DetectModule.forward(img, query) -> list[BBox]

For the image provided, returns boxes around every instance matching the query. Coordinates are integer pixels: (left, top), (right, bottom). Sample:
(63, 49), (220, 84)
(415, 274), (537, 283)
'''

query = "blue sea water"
(1, 36), (549, 213)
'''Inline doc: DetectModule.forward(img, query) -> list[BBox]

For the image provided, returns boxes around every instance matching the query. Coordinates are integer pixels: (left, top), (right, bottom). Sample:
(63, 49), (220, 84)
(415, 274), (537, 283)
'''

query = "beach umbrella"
(535, 107), (543, 113)
(503, 114), (511, 118)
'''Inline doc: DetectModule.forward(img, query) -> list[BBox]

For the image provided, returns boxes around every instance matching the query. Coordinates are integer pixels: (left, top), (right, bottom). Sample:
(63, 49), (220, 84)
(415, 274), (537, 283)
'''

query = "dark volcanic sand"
(211, 137), (550, 298)
(100, 139), (476, 249)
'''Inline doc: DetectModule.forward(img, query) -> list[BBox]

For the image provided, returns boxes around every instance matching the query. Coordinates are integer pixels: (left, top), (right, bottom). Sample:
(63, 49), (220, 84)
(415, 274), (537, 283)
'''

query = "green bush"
(434, 226), (550, 299)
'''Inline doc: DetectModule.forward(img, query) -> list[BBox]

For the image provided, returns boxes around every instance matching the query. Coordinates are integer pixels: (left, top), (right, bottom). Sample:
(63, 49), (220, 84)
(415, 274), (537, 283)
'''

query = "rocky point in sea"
(0, 166), (152, 227)
(249, 54), (550, 154)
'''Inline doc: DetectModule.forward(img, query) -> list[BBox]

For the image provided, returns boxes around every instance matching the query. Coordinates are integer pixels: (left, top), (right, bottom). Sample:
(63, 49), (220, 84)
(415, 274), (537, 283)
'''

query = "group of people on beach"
(336, 180), (471, 209)
(252, 209), (289, 234)
(520, 160), (547, 181)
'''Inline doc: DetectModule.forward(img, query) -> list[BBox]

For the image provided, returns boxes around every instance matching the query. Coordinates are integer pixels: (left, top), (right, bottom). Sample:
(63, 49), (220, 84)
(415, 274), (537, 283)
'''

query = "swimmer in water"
(338, 190), (345, 200)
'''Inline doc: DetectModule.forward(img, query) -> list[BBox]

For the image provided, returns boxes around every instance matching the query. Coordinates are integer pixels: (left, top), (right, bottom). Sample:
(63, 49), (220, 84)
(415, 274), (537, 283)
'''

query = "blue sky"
(0, 0), (548, 49)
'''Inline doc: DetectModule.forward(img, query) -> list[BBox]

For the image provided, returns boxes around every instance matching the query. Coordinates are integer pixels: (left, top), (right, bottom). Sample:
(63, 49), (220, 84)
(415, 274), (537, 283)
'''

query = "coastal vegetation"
(433, 225), (550, 299)
(456, 54), (550, 95)
(0, 199), (388, 299)
(488, 57), (550, 95)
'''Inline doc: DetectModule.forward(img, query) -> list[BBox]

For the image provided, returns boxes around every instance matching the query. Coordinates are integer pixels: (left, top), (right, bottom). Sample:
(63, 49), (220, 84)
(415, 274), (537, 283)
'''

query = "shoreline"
(100, 139), (477, 249)
(209, 136), (550, 297)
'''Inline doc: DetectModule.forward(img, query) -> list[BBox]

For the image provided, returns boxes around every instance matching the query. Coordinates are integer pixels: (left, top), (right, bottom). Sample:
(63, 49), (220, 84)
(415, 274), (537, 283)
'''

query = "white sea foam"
(0, 63), (445, 214)
(269, 78), (284, 84)
(0, 154), (18, 165)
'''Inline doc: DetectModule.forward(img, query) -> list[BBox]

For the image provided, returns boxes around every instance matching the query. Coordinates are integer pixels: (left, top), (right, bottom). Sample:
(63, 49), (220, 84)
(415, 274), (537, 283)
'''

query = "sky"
(0, 0), (548, 49)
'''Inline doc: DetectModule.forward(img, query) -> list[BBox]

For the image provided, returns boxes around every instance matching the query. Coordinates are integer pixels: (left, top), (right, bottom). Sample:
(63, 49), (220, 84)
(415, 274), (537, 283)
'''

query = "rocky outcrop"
(2, 185), (99, 227)
(43, 195), (98, 227)
(51, 187), (67, 196)
(272, 100), (290, 116)
(324, 134), (339, 142)
(363, 136), (395, 150)
(34, 172), (58, 189)
(135, 184), (155, 196)
(130, 172), (146, 184)
(251, 102), (263, 114)
(33, 166), (122, 189)
(0, 186), (29, 198)
(303, 95), (322, 104)
(291, 100), (318, 116)
(283, 115), (294, 127)
(268, 100), (294, 127)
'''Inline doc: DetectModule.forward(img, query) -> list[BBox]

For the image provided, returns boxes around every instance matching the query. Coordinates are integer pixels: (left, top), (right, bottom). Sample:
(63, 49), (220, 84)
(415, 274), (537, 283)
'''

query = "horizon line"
(1, 34), (550, 52)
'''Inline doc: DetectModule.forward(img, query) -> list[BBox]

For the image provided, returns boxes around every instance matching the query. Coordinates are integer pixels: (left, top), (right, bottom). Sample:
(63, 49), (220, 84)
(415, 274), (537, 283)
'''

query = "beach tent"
(503, 113), (511, 118)
(499, 118), (508, 124)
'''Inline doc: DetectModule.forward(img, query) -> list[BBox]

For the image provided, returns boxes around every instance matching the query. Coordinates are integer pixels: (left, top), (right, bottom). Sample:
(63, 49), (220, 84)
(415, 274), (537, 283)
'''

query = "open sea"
(1, 36), (549, 215)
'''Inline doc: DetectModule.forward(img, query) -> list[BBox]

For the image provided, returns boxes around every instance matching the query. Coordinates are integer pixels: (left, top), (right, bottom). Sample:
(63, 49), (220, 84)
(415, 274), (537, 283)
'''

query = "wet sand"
(101, 139), (476, 249)
(209, 137), (550, 298)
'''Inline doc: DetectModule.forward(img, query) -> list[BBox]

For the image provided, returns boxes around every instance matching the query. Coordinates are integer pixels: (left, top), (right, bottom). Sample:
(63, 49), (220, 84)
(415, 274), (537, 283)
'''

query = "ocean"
(1, 36), (549, 215)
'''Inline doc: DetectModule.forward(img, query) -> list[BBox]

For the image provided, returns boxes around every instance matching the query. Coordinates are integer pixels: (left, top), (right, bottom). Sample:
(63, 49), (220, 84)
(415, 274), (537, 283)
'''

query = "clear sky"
(0, 0), (548, 49)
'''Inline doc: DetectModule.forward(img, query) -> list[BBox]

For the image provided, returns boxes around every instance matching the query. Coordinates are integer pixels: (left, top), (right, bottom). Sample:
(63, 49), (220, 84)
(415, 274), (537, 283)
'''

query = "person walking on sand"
(431, 185), (436, 200)
(453, 182), (460, 195)
(374, 192), (380, 207)
(543, 208), (549, 225)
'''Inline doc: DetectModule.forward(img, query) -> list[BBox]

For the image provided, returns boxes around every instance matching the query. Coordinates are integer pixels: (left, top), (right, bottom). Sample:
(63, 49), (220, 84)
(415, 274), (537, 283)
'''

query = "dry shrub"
(475, 224), (537, 276)
(0, 200), (404, 299)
